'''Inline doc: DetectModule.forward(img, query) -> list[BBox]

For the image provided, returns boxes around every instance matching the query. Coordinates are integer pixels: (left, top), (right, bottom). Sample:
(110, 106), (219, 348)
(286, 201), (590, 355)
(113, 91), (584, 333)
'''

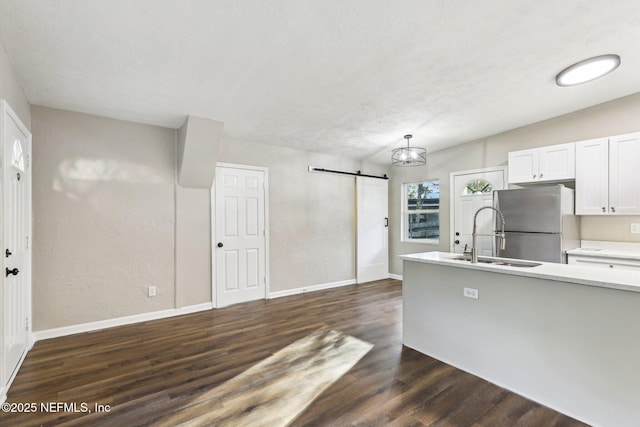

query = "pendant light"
(391, 134), (426, 166)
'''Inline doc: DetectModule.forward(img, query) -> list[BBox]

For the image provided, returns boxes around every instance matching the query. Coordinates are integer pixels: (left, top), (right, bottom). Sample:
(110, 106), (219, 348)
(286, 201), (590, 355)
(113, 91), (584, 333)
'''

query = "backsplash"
(579, 240), (640, 251)
(580, 215), (640, 243)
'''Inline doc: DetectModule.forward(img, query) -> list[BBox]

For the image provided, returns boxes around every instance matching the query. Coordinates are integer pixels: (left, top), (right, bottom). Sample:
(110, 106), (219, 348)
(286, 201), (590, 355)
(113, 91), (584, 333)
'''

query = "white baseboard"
(33, 302), (213, 341)
(389, 273), (403, 281)
(269, 279), (356, 299)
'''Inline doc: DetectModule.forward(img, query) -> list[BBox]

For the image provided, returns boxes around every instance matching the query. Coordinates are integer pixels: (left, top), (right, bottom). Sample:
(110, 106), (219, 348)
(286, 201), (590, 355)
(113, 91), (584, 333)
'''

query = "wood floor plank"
(1, 279), (588, 426)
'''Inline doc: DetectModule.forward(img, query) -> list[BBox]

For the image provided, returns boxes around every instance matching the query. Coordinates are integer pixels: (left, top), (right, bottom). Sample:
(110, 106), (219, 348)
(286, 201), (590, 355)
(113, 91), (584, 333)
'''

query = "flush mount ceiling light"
(555, 54), (621, 87)
(391, 134), (426, 166)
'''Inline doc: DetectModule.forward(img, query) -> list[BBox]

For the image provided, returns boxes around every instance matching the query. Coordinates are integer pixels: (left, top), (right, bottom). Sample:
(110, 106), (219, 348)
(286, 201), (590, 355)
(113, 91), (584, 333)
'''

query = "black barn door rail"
(308, 166), (388, 180)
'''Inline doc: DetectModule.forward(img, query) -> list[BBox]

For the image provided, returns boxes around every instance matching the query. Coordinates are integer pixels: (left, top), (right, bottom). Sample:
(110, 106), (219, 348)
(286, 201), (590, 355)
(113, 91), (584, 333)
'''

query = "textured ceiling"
(1, 0), (640, 163)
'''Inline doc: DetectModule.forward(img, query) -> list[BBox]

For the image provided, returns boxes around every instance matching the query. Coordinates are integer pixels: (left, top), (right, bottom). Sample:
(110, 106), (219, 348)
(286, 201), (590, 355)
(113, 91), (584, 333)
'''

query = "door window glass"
(462, 179), (492, 195)
(11, 139), (25, 172)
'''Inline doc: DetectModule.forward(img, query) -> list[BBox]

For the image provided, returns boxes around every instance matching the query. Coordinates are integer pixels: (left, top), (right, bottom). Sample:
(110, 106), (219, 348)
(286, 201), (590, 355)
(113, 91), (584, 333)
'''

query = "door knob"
(5, 268), (19, 277)
(217, 242), (224, 248)
(454, 240), (460, 244)
(5, 249), (11, 258)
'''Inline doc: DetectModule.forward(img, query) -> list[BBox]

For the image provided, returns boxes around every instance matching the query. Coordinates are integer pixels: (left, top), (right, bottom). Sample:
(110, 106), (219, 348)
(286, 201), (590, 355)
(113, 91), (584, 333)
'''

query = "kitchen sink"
(450, 255), (541, 268)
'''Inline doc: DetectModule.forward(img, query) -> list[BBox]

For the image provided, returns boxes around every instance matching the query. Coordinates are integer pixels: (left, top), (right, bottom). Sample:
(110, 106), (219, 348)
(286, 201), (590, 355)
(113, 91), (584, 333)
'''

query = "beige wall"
(33, 90), (640, 327)
(31, 106), (176, 330)
(30, 106), (389, 328)
(175, 137), (388, 305)
(217, 138), (387, 292)
(175, 185), (212, 307)
(389, 92), (640, 275)
(0, 38), (30, 128)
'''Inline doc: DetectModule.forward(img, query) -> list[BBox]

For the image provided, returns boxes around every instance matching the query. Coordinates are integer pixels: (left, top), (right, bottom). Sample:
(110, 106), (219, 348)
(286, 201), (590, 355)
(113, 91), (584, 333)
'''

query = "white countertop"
(400, 251), (640, 293)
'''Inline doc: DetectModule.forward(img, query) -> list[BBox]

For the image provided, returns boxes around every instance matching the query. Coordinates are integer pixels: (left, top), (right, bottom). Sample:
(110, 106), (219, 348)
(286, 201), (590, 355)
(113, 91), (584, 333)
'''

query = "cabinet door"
(575, 138), (609, 215)
(539, 142), (575, 181)
(609, 132), (640, 215)
(508, 149), (538, 184)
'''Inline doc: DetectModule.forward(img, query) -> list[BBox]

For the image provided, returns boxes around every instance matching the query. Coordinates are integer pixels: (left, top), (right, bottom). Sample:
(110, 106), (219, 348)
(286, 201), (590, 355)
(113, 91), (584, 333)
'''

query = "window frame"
(401, 179), (440, 244)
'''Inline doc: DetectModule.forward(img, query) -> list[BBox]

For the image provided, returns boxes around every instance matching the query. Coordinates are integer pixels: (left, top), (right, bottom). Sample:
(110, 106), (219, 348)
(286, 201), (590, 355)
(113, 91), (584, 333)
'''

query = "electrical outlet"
(148, 286), (157, 297)
(630, 223), (640, 234)
(463, 287), (479, 299)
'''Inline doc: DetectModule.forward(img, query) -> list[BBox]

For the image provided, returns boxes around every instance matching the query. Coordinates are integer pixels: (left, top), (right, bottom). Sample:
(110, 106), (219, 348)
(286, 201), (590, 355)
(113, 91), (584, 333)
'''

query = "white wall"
(389, 92), (640, 275)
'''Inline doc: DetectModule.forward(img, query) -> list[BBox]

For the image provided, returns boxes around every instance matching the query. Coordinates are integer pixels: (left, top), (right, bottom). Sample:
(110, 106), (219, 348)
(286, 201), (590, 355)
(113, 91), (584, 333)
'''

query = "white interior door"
(2, 101), (31, 387)
(214, 165), (266, 307)
(356, 177), (388, 283)
(451, 168), (506, 256)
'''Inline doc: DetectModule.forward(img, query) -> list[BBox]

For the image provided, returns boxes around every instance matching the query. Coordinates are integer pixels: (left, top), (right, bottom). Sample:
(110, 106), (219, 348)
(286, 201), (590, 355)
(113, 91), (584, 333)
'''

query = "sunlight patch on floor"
(154, 328), (373, 426)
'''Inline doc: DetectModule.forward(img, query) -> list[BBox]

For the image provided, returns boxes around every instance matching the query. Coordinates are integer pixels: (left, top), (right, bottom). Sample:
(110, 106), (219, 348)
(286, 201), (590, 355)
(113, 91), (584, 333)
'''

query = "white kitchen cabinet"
(508, 149), (537, 183)
(609, 133), (640, 214)
(568, 254), (640, 271)
(575, 138), (609, 214)
(575, 132), (640, 215)
(508, 142), (575, 184)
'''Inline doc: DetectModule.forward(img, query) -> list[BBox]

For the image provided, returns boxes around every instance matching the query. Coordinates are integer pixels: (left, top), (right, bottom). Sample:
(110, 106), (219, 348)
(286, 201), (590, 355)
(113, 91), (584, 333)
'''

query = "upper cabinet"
(508, 142), (575, 184)
(575, 132), (640, 215)
(575, 138), (608, 215)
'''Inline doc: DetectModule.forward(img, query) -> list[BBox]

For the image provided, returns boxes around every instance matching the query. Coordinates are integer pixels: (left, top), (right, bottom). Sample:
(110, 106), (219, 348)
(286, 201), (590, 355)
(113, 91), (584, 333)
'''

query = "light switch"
(631, 223), (640, 234)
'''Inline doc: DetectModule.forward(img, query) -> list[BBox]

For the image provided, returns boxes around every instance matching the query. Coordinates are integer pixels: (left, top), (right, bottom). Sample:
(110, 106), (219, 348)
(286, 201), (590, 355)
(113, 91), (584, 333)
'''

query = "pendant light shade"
(392, 134), (426, 166)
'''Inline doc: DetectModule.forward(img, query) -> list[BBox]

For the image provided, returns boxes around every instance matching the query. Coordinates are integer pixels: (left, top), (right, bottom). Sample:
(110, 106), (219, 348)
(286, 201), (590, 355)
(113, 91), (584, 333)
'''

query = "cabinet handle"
(609, 265), (614, 268)
(533, 174), (536, 179)
(540, 173), (543, 178)
(602, 207), (606, 212)
(611, 207), (616, 213)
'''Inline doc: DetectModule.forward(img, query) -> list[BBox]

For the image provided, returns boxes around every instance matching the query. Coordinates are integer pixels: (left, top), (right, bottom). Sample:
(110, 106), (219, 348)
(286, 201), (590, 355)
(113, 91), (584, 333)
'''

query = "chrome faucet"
(471, 206), (506, 263)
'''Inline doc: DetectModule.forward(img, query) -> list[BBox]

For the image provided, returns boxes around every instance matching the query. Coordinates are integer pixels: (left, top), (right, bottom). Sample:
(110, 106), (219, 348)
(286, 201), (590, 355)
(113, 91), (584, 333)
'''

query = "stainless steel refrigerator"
(493, 185), (580, 263)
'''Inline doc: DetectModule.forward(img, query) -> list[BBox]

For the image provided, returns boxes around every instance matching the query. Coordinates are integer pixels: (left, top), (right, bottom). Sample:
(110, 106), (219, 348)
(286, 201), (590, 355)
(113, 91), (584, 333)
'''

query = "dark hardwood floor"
(2, 279), (588, 426)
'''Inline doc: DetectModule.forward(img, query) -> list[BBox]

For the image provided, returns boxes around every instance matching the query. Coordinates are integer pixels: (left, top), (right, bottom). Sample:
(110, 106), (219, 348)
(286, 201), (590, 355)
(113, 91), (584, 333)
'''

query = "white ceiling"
(1, 1), (640, 163)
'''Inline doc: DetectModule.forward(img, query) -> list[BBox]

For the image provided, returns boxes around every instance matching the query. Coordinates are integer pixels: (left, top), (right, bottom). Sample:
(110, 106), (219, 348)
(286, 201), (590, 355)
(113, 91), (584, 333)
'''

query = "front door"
(214, 165), (267, 307)
(451, 168), (506, 256)
(2, 101), (31, 386)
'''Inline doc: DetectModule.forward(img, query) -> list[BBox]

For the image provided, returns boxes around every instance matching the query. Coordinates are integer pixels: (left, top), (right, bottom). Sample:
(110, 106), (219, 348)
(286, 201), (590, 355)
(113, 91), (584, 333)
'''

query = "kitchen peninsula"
(401, 251), (640, 427)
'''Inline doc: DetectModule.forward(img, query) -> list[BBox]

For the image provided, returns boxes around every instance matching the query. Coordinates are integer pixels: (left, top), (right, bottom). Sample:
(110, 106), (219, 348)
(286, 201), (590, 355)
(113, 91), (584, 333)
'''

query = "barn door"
(356, 176), (389, 283)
